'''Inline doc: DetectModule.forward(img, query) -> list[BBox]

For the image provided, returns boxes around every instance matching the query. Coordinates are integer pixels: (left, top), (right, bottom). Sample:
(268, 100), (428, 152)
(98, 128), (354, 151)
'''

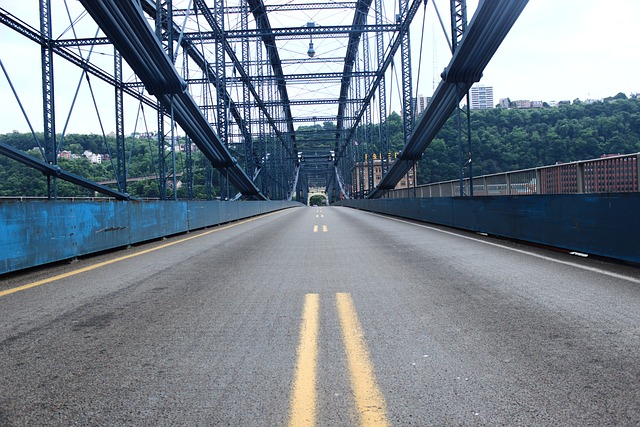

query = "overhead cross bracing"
(0, 1), (527, 202)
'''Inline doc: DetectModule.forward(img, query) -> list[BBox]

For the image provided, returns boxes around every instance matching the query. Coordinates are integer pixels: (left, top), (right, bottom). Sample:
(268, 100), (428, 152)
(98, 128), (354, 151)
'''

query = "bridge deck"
(1, 206), (639, 424)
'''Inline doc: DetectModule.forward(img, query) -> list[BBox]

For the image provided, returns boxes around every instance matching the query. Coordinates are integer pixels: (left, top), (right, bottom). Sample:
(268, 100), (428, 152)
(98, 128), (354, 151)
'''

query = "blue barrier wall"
(1, 200), (300, 274)
(335, 193), (640, 264)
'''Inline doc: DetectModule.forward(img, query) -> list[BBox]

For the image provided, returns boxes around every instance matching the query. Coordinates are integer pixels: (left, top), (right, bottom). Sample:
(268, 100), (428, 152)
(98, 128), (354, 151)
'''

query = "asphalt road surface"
(1, 206), (639, 426)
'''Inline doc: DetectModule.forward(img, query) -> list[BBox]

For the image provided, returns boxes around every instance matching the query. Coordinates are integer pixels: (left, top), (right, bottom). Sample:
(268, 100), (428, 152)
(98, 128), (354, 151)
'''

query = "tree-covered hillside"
(419, 94), (640, 183)
(1, 94), (639, 197)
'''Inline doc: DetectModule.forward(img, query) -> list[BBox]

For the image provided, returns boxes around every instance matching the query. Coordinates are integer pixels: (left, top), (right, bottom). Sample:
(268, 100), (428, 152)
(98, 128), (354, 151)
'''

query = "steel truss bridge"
(0, 0), (528, 203)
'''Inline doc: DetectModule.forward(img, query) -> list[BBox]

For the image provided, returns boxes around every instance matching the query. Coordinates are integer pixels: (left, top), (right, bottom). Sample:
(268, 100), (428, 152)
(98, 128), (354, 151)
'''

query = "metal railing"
(387, 153), (640, 198)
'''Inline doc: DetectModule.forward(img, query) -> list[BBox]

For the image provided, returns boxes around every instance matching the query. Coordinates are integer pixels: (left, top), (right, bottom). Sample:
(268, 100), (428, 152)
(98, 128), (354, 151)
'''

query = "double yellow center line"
(289, 293), (389, 427)
(312, 225), (328, 233)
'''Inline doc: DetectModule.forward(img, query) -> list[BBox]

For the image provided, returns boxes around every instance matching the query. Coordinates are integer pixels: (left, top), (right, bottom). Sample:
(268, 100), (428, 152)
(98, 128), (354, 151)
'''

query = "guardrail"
(387, 153), (640, 198)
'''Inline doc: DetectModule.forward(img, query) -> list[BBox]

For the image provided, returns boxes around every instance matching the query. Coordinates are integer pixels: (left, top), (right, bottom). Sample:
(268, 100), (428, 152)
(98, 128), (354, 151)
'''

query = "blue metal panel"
(128, 201), (189, 243)
(1, 200), (300, 274)
(337, 193), (640, 264)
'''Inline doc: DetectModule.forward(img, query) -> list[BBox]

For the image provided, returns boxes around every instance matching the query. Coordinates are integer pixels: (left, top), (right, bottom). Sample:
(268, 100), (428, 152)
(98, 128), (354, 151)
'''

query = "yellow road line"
(336, 293), (389, 427)
(322, 225), (328, 233)
(313, 225), (319, 233)
(289, 293), (320, 427)
(0, 211), (283, 298)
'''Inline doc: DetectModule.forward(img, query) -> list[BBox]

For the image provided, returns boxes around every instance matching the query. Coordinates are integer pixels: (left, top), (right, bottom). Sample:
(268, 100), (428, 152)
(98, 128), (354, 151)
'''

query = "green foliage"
(296, 121), (336, 151)
(309, 194), (326, 206)
(2, 96), (639, 197)
(0, 132), (221, 198)
(419, 97), (640, 183)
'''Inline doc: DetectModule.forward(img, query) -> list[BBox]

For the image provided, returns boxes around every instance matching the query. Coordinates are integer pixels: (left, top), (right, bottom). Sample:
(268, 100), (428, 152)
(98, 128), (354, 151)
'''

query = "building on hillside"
(469, 84), (494, 109)
(514, 100), (532, 109)
(412, 94), (431, 116)
(83, 150), (102, 164)
(352, 158), (417, 195)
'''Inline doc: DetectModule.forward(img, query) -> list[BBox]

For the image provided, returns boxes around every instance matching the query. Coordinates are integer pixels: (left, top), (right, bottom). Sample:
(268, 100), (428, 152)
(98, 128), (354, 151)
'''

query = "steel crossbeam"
(335, 0), (374, 156)
(195, 24), (399, 40)
(369, 0), (528, 198)
(336, 0), (423, 160)
(79, 0), (265, 199)
(248, 0), (296, 150)
(0, 0), (529, 202)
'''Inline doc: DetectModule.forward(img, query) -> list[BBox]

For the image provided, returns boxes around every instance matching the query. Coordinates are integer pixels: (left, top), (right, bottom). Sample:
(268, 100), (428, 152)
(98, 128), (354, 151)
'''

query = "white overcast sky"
(477, 0), (640, 102)
(0, 0), (638, 134)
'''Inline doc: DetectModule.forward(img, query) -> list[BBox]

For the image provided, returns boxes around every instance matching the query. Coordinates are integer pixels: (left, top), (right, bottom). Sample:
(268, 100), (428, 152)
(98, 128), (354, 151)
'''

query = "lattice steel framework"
(0, 0), (527, 202)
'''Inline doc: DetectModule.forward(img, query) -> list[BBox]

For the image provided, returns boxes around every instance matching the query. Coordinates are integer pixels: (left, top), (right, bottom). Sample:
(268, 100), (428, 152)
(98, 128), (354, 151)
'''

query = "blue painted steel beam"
(336, 0), (423, 160)
(335, 0), (374, 149)
(368, 0), (528, 198)
(78, 0), (265, 199)
(247, 0), (296, 149)
(0, 142), (134, 200)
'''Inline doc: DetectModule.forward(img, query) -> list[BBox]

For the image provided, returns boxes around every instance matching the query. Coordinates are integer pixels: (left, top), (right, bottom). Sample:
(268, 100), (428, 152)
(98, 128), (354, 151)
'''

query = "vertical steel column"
(256, 37), (266, 194)
(465, 93), (472, 195)
(40, 0), (56, 199)
(362, 28), (374, 194)
(114, 49), (126, 194)
(450, 0), (472, 196)
(400, 0), (414, 196)
(375, 0), (388, 174)
(157, 107), (167, 199)
(154, 0), (175, 200)
(215, 0), (228, 199)
(450, 0), (466, 48)
(182, 49), (194, 199)
(241, 0), (252, 173)
(355, 51), (365, 198)
(269, 78), (277, 199)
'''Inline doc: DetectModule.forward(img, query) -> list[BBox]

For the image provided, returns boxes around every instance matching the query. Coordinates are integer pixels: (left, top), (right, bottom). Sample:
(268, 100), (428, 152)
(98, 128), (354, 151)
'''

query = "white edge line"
(367, 212), (640, 285)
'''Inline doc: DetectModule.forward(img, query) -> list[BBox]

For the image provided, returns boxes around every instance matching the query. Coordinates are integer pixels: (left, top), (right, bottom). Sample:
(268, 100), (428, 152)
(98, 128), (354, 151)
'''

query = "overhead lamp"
(307, 21), (316, 58)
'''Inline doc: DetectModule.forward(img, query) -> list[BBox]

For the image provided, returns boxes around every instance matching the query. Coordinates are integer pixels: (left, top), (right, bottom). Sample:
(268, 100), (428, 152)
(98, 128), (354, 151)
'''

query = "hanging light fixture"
(307, 21), (315, 58)
(307, 39), (315, 58)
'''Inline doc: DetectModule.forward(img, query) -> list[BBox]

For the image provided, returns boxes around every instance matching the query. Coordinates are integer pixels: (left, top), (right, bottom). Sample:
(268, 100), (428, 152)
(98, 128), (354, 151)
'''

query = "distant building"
(469, 84), (494, 109)
(514, 100), (532, 109)
(352, 158), (417, 195)
(411, 94), (431, 116)
(83, 150), (102, 164)
(499, 99), (544, 109)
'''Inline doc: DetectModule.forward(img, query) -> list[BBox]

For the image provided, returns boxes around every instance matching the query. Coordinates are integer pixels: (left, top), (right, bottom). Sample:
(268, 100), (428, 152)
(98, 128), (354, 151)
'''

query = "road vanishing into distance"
(1, 206), (640, 426)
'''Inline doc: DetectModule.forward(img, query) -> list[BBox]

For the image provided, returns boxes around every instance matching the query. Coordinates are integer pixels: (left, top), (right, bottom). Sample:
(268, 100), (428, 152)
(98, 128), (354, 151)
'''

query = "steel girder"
(216, 3), (357, 14)
(374, 0), (388, 175)
(39, 0), (56, 198)
(0, 10), (158, 110)
(335, 0), (374, 154)
(247, 0), (296, 151)
(241, 1), (252, 172)
(114, 50), (126, 194)
(0, 142), (134, 200)
(400, 0), (413, 148)
(368, 0), (528, 198)
(221, 24), (398, 40)
(226, 71), (377, 84)
(336, 0), (423, 162)
(142, 0), (289, 155)
(79, 0), (265, 199)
